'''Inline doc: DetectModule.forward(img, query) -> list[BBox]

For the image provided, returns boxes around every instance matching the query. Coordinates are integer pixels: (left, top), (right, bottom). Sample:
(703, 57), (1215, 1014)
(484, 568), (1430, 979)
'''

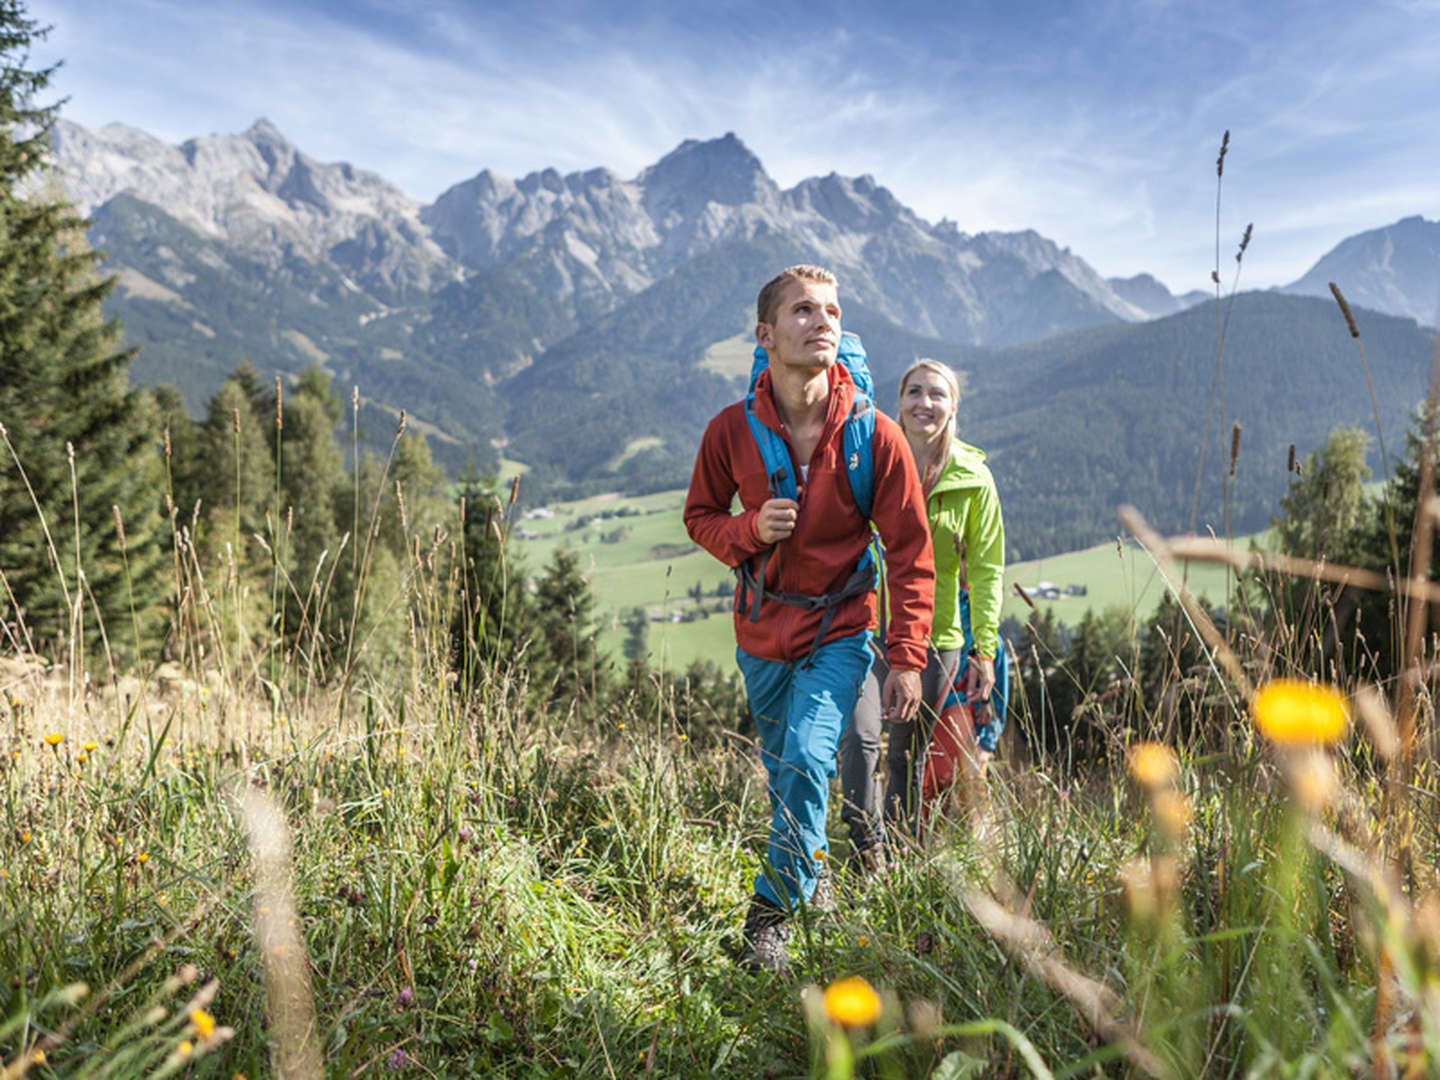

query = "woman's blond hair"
(898, 358), (963, 472)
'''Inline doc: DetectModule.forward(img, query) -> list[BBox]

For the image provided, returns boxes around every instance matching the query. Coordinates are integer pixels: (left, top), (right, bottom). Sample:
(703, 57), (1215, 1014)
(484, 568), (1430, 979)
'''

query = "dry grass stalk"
(1329, 282), (1360, 339)
(1329, 281), (1401, 579)
(1119, 505), (1250, 700)
(1397, 344), (1440, 759)
(1353, 684), (1402, 761)
(239, 788), (323, 1080)
(1163, 538), (1440, 605)
(962, 888), (1169, 1079)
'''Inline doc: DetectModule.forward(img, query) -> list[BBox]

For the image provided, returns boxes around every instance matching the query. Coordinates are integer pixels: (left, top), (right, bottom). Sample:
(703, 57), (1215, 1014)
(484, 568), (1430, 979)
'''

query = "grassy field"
(4, 490), (1436, 1077)
(512, 488), (1251, 670)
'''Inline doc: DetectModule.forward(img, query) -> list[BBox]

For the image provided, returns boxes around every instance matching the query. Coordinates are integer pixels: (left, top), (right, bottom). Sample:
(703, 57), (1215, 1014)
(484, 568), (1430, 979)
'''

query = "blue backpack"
(742, 332), (876, 514)
(735, 333), (878, 666)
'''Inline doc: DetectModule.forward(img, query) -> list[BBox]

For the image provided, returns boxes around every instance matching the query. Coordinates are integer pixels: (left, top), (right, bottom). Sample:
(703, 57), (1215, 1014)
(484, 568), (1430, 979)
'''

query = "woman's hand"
(962, 654), (995, 703)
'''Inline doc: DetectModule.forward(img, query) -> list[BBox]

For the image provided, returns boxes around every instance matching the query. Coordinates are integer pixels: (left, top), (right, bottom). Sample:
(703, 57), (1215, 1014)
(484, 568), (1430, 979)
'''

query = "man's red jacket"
(684, 364), (935, 671)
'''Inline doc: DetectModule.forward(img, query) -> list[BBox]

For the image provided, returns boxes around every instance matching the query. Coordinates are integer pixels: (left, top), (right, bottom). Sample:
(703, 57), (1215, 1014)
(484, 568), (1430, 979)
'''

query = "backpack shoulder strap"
(837, 334), (876, 519)
(746, 346), (797, 501)
(747, 335), (875, 513)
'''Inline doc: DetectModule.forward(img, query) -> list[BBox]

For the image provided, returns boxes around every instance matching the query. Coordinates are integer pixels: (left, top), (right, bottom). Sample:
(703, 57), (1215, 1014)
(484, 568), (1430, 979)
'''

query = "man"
(684, 264), (934, 972)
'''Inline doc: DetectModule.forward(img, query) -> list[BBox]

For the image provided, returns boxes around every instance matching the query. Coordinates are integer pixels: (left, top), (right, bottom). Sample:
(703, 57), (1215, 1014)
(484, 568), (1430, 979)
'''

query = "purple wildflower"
(396, 987), (415, 1009)
(386, 1048), (412, 1071)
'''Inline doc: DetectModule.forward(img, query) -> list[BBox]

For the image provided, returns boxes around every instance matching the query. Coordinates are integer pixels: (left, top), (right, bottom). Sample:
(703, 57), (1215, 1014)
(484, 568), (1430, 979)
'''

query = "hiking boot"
(739, 894), (792, 973)
(854, 843), (888, 879)
(808, 863), (838, 914)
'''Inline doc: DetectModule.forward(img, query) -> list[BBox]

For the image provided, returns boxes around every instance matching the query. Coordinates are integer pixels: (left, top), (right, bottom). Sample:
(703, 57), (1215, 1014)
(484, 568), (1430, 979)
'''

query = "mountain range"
(37, 118), (1440, 557)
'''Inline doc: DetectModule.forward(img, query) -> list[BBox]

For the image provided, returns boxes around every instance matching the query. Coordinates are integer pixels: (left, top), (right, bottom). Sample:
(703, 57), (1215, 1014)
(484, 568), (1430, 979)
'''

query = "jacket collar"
(753, 364), (855, 443)
(928, 439), (990, 495)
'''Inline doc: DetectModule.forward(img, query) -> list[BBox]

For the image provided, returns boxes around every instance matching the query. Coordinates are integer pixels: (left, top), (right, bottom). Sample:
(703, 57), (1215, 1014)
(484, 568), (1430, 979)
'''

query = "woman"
(839, 358), (1005, 868)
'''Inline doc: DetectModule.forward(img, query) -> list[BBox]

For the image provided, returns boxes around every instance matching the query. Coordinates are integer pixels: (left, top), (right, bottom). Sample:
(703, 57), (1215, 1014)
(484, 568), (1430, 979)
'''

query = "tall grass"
(2, 411), (1438, 1079)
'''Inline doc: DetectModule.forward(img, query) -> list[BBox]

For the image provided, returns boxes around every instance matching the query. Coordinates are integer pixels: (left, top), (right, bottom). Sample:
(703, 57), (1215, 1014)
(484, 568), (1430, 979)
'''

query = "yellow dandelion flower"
(678, 733), (687, 742)
(177, 1039), (193, 1058)
(44, 733), (64, 746)
(199, 687), (210, 697)
(157, 892), (169, 906)
(381, 788), (392, 798)
(31, 1050), (45, 1065)
(617, 723), (626, 731)
(189, 1008), (216, 1037)
(83, 740), (98, 752)
(137, 852), (149, 864)
(11, 750), (18, 760)
(813, 849), (827, 862)
(1252, 679), (1348, 746)
(856, 935), (869, 947)
(823, 975), (881, 1027)
(10, 696), (22, 708)
(21, 831), (31, 844)
(76, 752), (88, 764)
(1127, 742), (1178, 788)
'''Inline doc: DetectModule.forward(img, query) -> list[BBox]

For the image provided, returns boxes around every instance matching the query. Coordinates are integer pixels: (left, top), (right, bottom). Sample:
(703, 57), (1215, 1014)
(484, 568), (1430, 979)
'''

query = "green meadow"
(512, 488), (1249, 671)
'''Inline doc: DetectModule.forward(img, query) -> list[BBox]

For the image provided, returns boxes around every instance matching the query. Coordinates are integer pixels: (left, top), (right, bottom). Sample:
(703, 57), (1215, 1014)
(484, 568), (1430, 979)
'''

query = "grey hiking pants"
(838, 643), (963, 852)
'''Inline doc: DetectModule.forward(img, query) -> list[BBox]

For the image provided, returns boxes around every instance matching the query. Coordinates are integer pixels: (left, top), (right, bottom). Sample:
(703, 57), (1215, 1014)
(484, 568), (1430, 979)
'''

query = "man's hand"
(755, 498), (799, 544)
(961, 654), (996, 704)
(881, 667), (922, 721)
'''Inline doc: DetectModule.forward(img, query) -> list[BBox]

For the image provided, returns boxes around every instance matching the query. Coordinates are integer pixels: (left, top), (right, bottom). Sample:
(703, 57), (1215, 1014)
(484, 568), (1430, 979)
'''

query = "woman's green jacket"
(926, 439), (1005, 659)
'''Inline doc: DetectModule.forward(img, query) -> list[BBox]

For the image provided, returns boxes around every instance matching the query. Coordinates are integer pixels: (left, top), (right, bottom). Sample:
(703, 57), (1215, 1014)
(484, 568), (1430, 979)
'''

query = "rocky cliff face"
(1282, 215), (1440, 327)
(421, 132), (1153, 346)
(49, 117), (458, 299)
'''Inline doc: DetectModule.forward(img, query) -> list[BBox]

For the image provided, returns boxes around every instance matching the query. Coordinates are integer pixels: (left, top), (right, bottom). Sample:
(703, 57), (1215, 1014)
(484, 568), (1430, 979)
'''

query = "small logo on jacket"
(848, 452), (860, 471)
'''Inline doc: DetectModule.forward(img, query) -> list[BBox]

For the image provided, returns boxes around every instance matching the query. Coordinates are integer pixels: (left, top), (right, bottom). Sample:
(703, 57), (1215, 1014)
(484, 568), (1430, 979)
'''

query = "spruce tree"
(0, 3), (165, 658)
(1347, 406), (1440, 681)
(196, 371), (272, 540)
(451, 472), (530, 687)
(532, 546), (602, 705)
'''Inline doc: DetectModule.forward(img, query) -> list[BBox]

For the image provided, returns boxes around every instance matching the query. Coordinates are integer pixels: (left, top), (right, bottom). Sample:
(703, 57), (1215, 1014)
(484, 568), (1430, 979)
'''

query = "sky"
(25, 0), (1440, 293)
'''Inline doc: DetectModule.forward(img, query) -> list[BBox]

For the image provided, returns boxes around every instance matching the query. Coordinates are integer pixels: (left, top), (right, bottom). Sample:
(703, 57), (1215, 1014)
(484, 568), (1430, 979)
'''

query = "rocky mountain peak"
(638, 132), (779, 220)
(786, 171), (908, 232)
(244, 116), (289, 146)
(1283, 215), (1440, 326)
(45, 116), (453, 297)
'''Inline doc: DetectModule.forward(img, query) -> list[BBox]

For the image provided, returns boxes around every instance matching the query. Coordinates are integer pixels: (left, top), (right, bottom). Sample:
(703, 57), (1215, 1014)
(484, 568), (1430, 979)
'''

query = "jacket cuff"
(885, 641), (929, 672)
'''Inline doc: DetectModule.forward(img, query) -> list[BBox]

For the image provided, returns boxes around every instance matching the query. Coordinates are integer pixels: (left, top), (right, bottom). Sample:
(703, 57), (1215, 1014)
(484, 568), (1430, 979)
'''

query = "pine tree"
(196, 371), (272, 540)
(0, 4), (166, 659)
(532, 546), (602, 705)
(621, 606), (648, 662)
(451, 472), (530, 687)
(1266, 426), (1375, 678)
(1346, 405), (1440, 681)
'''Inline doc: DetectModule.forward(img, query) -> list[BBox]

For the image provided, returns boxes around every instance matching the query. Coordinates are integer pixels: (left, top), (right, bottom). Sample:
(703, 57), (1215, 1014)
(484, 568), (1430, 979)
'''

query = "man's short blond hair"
(756, 264), (838, 326)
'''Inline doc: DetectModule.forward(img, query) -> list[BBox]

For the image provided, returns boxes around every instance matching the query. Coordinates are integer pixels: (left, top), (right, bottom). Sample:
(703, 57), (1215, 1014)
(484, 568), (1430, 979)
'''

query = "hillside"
(1283, 215), (1440, 327)
(43, 119), (1439, 557)
(956, 291), (1431, 556)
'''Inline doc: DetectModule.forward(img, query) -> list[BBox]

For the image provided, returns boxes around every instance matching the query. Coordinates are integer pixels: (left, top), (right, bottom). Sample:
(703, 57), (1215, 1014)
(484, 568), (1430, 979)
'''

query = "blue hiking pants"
(735, 630), (874, 910)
